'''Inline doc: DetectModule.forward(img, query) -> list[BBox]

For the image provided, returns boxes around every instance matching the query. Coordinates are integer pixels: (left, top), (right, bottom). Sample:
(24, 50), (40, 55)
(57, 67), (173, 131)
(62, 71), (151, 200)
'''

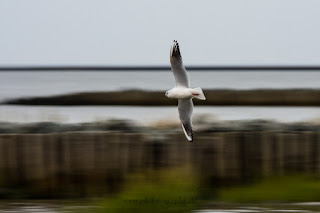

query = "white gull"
(165, 40), (206, 142)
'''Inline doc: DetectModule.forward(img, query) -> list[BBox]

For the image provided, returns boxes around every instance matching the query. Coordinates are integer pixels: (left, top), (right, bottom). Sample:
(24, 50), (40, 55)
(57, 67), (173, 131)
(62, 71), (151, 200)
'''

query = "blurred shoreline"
(4, 89), (320, 106)
(0, 118), (320, 133)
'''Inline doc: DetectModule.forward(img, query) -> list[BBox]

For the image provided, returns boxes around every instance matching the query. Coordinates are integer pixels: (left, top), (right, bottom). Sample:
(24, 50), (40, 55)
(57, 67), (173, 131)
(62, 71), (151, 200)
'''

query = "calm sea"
(1, 70), (320, 124)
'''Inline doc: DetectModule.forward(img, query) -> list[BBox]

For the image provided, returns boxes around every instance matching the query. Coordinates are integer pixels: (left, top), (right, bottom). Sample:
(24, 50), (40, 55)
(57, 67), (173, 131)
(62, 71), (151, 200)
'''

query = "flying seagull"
(165, 40), (206, 142)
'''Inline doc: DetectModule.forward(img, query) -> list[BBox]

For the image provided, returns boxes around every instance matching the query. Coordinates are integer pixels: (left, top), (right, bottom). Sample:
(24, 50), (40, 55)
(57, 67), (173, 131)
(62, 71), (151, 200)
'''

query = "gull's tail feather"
(191, 87), (206, 100)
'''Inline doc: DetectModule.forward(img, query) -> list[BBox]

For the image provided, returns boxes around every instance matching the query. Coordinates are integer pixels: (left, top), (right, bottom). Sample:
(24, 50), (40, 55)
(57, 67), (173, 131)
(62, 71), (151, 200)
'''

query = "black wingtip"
(171, 40), (181, 58)
(186, 136), (193, 142)
(181, 123), (193, 142)
(189, 132), (193, 142)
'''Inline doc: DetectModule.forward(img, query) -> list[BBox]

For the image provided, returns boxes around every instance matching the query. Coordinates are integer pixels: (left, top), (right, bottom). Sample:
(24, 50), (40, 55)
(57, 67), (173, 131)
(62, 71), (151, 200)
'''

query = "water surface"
(2, 70), (320, 123)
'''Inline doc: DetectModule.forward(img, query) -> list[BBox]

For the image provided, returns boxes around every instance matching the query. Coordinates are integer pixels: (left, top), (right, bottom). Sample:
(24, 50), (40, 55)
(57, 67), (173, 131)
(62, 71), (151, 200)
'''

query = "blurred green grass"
(86, 173), (320, 212)
(217, 175), (320, 203)
(3, 169), (320, 212)
(88, 167), (200, 213)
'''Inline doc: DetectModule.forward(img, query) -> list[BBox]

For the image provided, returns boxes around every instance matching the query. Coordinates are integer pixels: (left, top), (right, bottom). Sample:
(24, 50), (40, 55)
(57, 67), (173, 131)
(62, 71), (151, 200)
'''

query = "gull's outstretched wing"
(178, 98), (193, 142)
(170, 40), (190, 88)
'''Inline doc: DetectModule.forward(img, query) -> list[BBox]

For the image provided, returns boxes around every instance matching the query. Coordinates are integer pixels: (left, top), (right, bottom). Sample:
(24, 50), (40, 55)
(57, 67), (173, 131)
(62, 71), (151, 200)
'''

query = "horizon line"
(2, 65), (320, 71)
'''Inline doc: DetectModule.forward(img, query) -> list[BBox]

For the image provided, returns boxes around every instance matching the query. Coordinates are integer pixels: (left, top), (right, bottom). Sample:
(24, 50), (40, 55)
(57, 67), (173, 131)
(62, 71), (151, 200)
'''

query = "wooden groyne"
(4, 89), (320, 106)
(0, 130), (319, 197)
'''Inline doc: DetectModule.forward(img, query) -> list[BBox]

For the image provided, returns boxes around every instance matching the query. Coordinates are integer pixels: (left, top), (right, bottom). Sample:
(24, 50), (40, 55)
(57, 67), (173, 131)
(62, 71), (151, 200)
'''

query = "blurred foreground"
(1, 120), (320, 212)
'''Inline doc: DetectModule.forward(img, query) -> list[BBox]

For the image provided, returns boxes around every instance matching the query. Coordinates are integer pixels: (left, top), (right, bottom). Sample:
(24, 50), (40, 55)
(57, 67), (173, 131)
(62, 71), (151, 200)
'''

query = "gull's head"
(165, 90), (169, 97)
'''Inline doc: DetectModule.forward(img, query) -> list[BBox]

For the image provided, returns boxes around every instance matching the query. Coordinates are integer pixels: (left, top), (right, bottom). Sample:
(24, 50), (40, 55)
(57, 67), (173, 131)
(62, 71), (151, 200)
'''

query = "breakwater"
(4, 89), (320, 106)
(0, 128), (319, 198)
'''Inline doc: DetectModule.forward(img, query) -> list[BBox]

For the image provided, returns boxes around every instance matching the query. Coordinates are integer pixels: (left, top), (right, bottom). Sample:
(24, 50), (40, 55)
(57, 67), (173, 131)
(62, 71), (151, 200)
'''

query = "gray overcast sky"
(1, 0), (320, 66)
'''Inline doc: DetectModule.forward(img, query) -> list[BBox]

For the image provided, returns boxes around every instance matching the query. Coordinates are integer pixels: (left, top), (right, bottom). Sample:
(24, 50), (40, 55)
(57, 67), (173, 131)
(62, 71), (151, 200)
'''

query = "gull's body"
(165, 40), (206, 142)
